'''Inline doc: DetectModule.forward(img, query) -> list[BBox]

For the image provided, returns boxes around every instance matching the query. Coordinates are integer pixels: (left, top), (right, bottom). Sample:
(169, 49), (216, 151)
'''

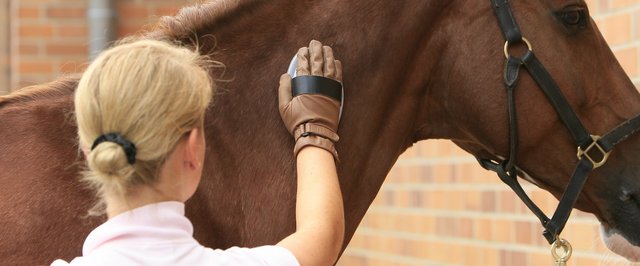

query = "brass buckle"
(576, 135), (610, 169)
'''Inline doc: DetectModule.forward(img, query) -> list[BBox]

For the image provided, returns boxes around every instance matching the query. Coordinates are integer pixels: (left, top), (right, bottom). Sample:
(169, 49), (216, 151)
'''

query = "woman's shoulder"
(50, 257), (87, 266)
(51, 244), (300, 266)
(50, 259), (70, 266)
(201, 245), (300, 266)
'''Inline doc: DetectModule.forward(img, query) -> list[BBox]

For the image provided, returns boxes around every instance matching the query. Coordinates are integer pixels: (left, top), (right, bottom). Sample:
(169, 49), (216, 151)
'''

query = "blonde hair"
(75, 39), (213, 207)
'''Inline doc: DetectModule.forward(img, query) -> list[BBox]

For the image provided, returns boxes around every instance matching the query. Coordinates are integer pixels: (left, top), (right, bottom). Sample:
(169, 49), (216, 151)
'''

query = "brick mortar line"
(633, 7), (638, 41)
(17, 55), (86, 60)
(378, 183), (538, 190)
(610, 40), (640, 51)
(591, 5), (640, 20)
(10, 2), (19, 91)
(352, 227), (627, 262)
(394, 156), (477, 166)
(365, 206), (602, 224)
(341, 248), (444, 266)
(15, 19), (85, 26)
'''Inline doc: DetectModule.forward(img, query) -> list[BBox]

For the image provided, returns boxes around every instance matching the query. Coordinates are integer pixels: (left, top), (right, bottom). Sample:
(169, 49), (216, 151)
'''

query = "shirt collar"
(83, 201), (194, 255)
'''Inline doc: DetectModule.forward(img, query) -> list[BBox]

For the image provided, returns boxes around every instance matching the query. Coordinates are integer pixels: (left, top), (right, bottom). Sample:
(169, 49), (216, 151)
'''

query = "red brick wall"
(12, 0), (86, 90)
(6, 0), (194, 92)
(338, 1), (640, 265)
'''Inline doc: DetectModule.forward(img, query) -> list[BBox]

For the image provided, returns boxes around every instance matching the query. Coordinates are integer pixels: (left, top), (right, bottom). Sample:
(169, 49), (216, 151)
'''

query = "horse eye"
(558, 8), (587, 27)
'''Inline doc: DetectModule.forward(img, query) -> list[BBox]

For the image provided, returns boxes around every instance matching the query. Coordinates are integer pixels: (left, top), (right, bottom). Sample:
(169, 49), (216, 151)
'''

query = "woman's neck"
(104, 185), (179, 218)
(103, 135), (202, 218)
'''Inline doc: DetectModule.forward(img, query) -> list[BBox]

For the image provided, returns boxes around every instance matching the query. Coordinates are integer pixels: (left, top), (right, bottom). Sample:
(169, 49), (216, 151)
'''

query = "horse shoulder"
(0, 75), (97, 265)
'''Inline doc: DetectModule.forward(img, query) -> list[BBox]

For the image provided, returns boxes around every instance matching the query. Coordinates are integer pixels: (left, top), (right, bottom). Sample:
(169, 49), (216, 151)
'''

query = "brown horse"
(1, 0), (639, 264)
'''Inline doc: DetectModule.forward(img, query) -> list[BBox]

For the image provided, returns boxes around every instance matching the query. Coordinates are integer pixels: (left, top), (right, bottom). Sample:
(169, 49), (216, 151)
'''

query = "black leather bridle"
(478, 0), (640, 245)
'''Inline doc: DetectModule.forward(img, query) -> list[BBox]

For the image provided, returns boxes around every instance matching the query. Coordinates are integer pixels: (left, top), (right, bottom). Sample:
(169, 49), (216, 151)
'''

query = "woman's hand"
(278, 40), (343, 160)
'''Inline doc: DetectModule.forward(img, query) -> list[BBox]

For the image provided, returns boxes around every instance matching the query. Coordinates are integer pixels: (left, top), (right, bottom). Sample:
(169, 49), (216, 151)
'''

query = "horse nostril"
(620, 190), (640, 207)
(620, 190), (633, 202)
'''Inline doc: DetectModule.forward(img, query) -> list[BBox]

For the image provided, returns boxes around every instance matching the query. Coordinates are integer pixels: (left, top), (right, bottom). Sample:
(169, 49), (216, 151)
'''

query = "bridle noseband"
(479, 0), (640, 247)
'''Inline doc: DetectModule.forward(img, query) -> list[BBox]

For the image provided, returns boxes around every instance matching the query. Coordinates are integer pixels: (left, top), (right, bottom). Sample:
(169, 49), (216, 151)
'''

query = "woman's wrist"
(296, 143), (334, 158)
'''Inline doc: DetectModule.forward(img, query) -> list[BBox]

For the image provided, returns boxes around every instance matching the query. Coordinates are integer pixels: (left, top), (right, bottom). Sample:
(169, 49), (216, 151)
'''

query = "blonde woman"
(51, 39), (344, 266)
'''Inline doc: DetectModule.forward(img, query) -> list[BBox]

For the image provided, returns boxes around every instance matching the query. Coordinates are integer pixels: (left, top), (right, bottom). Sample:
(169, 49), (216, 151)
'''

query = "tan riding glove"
(278, 40), (343, 160)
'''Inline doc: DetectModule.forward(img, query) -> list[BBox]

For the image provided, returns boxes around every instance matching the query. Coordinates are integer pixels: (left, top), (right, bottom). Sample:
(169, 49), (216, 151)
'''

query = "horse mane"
(0, 0), (257, 108)
(0, 75), (80, 108)
(144, 0), (260, 41)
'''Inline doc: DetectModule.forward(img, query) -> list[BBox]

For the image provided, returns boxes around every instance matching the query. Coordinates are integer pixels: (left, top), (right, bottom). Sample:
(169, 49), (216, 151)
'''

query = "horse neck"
(187, 0), (455, 246)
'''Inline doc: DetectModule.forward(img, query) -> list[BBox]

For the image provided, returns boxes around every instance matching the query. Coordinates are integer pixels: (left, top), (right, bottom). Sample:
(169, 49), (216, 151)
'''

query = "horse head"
(416, 0), (640, 260)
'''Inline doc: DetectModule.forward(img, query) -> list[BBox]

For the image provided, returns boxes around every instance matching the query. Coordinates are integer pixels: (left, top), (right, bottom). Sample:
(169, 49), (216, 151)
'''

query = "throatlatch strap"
(292, 76), (343, 102)
(479, 156), (594, 244)
(478, 159), (549, 225)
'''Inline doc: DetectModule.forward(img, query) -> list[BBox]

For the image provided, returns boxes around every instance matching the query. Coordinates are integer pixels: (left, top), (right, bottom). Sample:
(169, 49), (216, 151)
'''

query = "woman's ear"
(81, 146), (89, 159)
(184, 128), (201, 170)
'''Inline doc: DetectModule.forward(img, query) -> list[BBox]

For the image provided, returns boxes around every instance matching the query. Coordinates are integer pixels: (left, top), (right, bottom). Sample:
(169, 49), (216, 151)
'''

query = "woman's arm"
(278, 146), (344, 266)
(276, 40), (345, 266)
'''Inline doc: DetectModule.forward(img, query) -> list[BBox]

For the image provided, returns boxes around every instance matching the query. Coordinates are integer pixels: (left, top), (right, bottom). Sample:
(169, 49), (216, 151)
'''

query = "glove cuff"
(293, 123), (339, 143)
(294, 135), (339, 162)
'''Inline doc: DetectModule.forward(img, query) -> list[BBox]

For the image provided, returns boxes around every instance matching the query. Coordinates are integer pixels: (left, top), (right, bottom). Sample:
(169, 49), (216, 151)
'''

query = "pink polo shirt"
(51, 201), (299, 266)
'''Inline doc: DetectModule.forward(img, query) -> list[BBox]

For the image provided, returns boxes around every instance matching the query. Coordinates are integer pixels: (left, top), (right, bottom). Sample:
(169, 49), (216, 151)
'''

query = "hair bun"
(87, 141), (134, 185)
(91, 133), (137, 164)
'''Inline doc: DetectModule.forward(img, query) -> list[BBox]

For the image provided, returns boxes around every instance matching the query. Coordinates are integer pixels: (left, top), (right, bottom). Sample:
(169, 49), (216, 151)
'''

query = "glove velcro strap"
(292, 75), (342, 102)
(294, 135), (339, 161)
(294, 123), (339, 143)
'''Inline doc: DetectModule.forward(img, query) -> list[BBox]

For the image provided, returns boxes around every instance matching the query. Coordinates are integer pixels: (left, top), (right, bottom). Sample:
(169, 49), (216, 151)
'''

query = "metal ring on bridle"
(503, 37), (533, 59)
(550, 238), (572, 261)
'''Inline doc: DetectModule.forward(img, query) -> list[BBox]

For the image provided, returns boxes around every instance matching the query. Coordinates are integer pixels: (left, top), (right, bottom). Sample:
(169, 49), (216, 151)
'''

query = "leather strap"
(504, 56), (522, 88)
(503, 56), (522, 170)
(480, 156), (595, 244)
(292, 76), (343, 102)
(599, 113), (640, 151)
(491, 0), (523, 43)
(543, 158), (593, 242)
(478, 159), (549, 225)
(522, 52), (591, 147)
(294, 123), (339, 143)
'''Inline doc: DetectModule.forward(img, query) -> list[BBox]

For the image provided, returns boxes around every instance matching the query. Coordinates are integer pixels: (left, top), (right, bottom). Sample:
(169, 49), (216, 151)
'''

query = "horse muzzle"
(602, 226), (640, 262)
(593, 183), (640, 262)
